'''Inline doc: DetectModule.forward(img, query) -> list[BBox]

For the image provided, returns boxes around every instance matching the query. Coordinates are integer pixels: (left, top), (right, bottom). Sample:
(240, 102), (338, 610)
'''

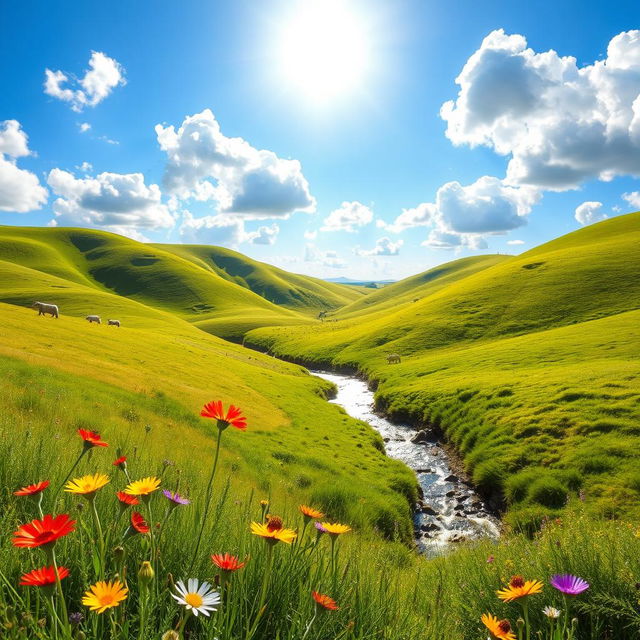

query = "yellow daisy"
(250, 516), (297, 545)
(481, 613), (516, 640)
(64, 473), (110, 499)
(497, 576), (544, 602)
(82, 579), (128, 614)
(124, 476), (161, 497)
(320, 522), (351, 536)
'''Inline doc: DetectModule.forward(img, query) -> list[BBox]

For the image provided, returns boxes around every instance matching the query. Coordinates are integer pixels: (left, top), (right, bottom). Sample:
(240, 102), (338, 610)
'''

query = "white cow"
(86, 315), (101, 324)
(107, 319), (121, 327)
(32, 302), (59, 318)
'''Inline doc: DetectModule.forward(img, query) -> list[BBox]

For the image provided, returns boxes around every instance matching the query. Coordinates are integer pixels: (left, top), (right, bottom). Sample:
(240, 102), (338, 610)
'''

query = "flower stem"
(91, 498), (106, 579)
(54, 449), (87, 502)
(246, 543), (274, 640)
(188, 427), (223, 573)
(300, 611), (317, 640)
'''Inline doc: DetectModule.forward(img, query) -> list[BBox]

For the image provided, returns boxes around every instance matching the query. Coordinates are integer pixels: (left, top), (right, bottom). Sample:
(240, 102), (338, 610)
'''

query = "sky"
(1, 0), (640, 280)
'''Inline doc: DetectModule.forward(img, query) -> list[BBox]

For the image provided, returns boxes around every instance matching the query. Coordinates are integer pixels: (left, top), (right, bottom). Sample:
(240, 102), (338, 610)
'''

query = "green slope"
(245, 212), (640, 525)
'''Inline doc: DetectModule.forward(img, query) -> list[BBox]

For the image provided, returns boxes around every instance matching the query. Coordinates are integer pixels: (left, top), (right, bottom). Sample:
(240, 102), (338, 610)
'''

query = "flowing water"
(312, 370), (500, 554)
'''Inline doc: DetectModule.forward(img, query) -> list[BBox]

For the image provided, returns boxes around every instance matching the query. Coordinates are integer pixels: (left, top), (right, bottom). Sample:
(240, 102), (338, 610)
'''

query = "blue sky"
(1, 0), (639, 279)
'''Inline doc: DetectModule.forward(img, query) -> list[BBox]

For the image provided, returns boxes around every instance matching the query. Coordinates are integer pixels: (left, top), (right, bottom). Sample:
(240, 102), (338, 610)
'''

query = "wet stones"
(410, 429), (433, 444)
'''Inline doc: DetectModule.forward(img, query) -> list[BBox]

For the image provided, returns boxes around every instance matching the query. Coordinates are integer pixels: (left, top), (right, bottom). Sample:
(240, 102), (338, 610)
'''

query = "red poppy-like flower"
(116, 491), (139, 506)
(112, 456), (127, 468)
(20, 565), (70, 587)
(200, 401), (247, 431)
(211, 553), (247, 572)
(14, 480), (50, 496)
(312, 591), (339, 611)
(131, 512), (149, 534)
(12, 514), (76, 548)
(78, 429), (108, 448)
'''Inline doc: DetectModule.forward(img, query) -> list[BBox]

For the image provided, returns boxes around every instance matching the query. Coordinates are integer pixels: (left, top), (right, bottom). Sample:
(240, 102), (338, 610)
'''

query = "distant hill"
(324, 276), (396, 286)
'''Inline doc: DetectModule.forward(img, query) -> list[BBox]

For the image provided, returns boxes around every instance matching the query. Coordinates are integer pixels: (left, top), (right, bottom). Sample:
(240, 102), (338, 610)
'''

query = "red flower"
(312, 591), (339, 611)
(12, 514), (76, 548)
(78, 429), (108, 448)
(116, 491), (139, 506)
(211, 553), (247, 572)
(200, 401), (247, 430)
(131, 512), (149, 534)
(20, 565), (70, 587)
(112, 456), (127, 468)
(14, 481), (50, 496)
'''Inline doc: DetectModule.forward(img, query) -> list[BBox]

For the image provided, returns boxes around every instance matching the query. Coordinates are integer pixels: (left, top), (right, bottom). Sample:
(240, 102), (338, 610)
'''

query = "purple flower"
(314, 522), (327, 533)
(550, 574), (589, 595)
(69, 612), (84, 625)
(162, 489), (190, 506)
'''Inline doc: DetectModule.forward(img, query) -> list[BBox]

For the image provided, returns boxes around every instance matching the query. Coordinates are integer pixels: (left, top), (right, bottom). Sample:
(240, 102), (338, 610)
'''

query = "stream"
(311, 370), (500, 554)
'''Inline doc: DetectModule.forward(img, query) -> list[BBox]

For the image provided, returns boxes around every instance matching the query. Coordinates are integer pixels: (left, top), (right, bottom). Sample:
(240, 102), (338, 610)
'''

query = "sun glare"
(277, 0), (371, 104)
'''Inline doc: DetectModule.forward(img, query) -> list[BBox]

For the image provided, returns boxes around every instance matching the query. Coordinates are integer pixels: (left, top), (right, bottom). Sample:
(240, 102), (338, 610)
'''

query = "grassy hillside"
(245, 212), (640, 526)
(0, 226), (361, 341)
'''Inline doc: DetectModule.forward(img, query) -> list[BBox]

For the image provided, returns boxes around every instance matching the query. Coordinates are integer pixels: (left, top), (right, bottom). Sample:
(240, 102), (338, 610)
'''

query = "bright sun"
(277, 0), (371, 104)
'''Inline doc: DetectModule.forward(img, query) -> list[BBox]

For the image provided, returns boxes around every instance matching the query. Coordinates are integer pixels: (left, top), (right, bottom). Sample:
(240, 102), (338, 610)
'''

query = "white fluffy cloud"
(382, 203), (435, 233)
(303, 229), (317, 240)
(47, 168), (173, 239)
(507, 239), (525, 245)
(574, 201), (607, 226)
(441, 29), (640, 190)
(247, 223), (279, 245)
(0, 120), (48, 213)
(79, 123), (91, 133)
(44, 52), (126, 112)
(321, 201), (373, 232)
(623, 191), (640, 209)
(422, 229), (488, 251)
(178, 213), (278, 247)
(356, 237), (403, 256)
(155, 109), (315, 220)
(304, 243), (347, 268)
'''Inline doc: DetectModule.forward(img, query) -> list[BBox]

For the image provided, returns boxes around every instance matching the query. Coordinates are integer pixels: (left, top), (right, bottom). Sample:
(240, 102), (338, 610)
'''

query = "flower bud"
(113, 546), (125, 562)
(162, 632), (180, 640)
(138, 561), (155, 585)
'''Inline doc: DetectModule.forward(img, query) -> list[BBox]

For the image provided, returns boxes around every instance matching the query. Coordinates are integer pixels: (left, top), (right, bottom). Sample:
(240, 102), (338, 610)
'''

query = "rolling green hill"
(245, 212), (640, 525)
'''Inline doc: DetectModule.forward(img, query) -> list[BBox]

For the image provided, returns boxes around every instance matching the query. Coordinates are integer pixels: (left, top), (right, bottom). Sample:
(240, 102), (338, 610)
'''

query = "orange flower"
(112, 456), (127, 469)
(312, 591), (339, 611)
(130, 512), (150, 534)
(200, 401), (247, 431)
(78, 429), (108, 448)
(116, 491), (139, 506)
(299, 505), (325, 520)
(20, 565), (70, 587)
(497, 576), (544, 602)
(481, 613), (516, 640)
(211, 553), (247, 572)
(14, 481), (50, 496)
(12, 514), (76, 548)
(250, 516), (297, 545)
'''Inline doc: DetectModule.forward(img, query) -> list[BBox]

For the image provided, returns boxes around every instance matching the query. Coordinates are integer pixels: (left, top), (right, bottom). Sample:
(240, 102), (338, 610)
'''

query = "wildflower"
(543, 606), (561, 619)
(124, 476), (161, 498)
(65, 473), (110, 499)
(78, 429), (108, 449)
(14, 480), (50, 496)
(211, 553), (246, 572)
(200, 401), (247, 431)
(82, 580), (128, 614)
(68, 612), (84, 626)
(162, 632), (180, 640)
(299, 505), (325, 521)
(481, 613), (516, 640)
(130, 512), (150, 534)
(312, 591), (339, 611)
(138, 561), (155, 585)
(320, 522), (351, 537)
(486, 555), (495, 564)
(314, 522), (328, 534)
(162, 489), (190, 507)
(112, 456), (127, 470)
(19, 566), (70, 587)
(12, 514), (76, 548)
(550, 574), (589, 596)
(116, 491), (139, 507)
(497, 576), (544, 602)
(251, 516), (297, 545)
(172, 579), (220, 617)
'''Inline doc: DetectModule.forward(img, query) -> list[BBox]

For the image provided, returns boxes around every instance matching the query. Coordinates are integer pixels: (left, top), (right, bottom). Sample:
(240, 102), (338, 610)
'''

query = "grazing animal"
(386, 353), (401, 364)
(32, 302), (59, 318)
(86, 315), (101, 324)
(107, 319), (121, 327)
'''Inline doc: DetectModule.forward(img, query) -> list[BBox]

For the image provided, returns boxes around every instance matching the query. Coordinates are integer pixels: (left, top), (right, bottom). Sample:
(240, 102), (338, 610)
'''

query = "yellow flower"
(82, 579), (128, 614)
(64, 473), (110, 498)
(124, 477), (161, 497)
(481, 613), (516, 640)
(497, 576), (544, 602)
(299, 505), (325, 520)
(320, 522), (351, 536)
(250, 517), (297, 545)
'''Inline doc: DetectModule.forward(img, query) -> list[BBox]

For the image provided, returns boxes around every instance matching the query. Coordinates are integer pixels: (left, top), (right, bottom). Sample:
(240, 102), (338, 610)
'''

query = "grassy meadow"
(0, 217), (639, 638)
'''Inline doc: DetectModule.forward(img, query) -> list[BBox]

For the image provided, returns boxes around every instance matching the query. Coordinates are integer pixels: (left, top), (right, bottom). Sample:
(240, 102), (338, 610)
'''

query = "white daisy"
(542, 606), (561, 619)
(172, 578), (220, 617)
